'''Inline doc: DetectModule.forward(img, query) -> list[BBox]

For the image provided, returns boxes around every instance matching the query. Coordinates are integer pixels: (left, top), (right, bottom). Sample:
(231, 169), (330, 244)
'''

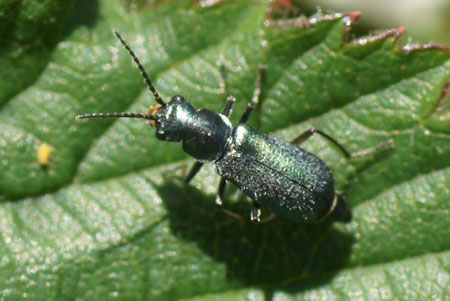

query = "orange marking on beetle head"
(148, 104), (162, 127)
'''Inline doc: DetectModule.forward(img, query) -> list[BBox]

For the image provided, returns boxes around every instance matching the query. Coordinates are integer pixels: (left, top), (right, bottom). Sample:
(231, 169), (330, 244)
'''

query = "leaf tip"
(400, 43), (450, 52)
(350, 26), (406, 46)
(346, 11), (362, 23)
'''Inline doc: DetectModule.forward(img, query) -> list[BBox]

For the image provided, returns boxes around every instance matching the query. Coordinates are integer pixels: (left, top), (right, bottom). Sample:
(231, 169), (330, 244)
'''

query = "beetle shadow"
(155, 178), (354, 294)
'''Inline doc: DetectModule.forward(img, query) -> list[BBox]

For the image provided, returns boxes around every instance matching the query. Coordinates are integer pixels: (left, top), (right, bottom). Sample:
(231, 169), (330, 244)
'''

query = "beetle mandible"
(77, 30), (353, 224)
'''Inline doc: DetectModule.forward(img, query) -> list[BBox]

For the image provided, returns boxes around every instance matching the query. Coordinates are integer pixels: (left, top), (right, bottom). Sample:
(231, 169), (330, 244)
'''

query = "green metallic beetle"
(77, 31), (358, 224)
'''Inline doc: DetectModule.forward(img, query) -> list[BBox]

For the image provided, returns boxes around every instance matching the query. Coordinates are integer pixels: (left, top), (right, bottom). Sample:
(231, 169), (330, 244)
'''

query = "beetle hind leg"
(315, 192), (352, 223)
(329, 192), (352, 223)
(333, 192), (352, 222)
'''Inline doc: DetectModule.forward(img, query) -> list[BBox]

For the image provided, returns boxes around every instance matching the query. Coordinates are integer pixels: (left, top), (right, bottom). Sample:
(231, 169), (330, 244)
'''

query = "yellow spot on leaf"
(37, 143), (52, 166)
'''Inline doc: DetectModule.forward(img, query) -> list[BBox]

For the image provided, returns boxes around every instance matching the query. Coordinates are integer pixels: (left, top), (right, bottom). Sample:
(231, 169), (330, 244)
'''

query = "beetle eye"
(172, 95), (185, 103)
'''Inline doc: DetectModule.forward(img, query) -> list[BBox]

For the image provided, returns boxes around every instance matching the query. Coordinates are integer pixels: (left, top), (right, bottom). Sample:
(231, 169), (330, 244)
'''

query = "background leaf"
(0, 0), (449, 299)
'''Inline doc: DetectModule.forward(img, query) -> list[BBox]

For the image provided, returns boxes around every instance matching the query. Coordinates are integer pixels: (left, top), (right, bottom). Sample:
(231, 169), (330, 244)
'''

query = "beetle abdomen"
(215, 124), (335, 222)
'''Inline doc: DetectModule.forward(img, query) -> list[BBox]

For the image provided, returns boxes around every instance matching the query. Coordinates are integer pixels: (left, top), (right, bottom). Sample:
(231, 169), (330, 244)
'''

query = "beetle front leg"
(219, 64), (236, 117)
(221, 95), (235, 117)
(238, 65), (266, 124)
(184, 161), (204, 183)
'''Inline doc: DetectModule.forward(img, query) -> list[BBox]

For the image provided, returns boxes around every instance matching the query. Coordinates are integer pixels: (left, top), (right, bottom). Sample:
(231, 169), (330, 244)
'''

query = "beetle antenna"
(113, 30), (165, 106)
(76, 112), (156, 120)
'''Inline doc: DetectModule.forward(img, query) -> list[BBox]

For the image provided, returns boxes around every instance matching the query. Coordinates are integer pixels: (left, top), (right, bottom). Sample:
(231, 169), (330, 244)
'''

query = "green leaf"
(0, 0), (449, 299)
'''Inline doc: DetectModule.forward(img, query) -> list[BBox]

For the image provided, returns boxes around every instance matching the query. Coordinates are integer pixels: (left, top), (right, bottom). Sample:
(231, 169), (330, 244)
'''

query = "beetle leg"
(292, 128), (351, 158)
(315, 192), (352, 223)
(220, 64), (228, 96)
(239, 65), (266, 124)
(250, 200), (262, 223)
(333, 191), (352, 222)
(219, 64), (236, 118)
(260, 212), (278, 224)
(347, 139), (395, 175)
(215, 177), (227, 207)
(251, 201), (277, 224)
(184, 161), (204, 183)
(221, 95), (236, 117)
(350, 139), (394, 158)
(216, 178), (244, 223)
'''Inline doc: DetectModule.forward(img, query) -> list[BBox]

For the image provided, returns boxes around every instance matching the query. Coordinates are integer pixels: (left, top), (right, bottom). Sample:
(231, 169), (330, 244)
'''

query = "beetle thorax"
(153, 96), (233, 162)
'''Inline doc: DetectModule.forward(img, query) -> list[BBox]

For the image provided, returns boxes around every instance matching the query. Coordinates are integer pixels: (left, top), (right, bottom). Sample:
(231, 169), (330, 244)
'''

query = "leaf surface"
(0, 0), (449, 299)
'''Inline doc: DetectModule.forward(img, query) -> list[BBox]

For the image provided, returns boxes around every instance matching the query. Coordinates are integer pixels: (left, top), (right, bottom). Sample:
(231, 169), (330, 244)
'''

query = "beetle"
(76, 30), (353, 224)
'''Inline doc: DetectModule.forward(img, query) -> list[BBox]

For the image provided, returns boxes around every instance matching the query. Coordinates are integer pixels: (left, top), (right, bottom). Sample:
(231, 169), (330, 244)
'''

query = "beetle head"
(149, 95), (196, 142)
